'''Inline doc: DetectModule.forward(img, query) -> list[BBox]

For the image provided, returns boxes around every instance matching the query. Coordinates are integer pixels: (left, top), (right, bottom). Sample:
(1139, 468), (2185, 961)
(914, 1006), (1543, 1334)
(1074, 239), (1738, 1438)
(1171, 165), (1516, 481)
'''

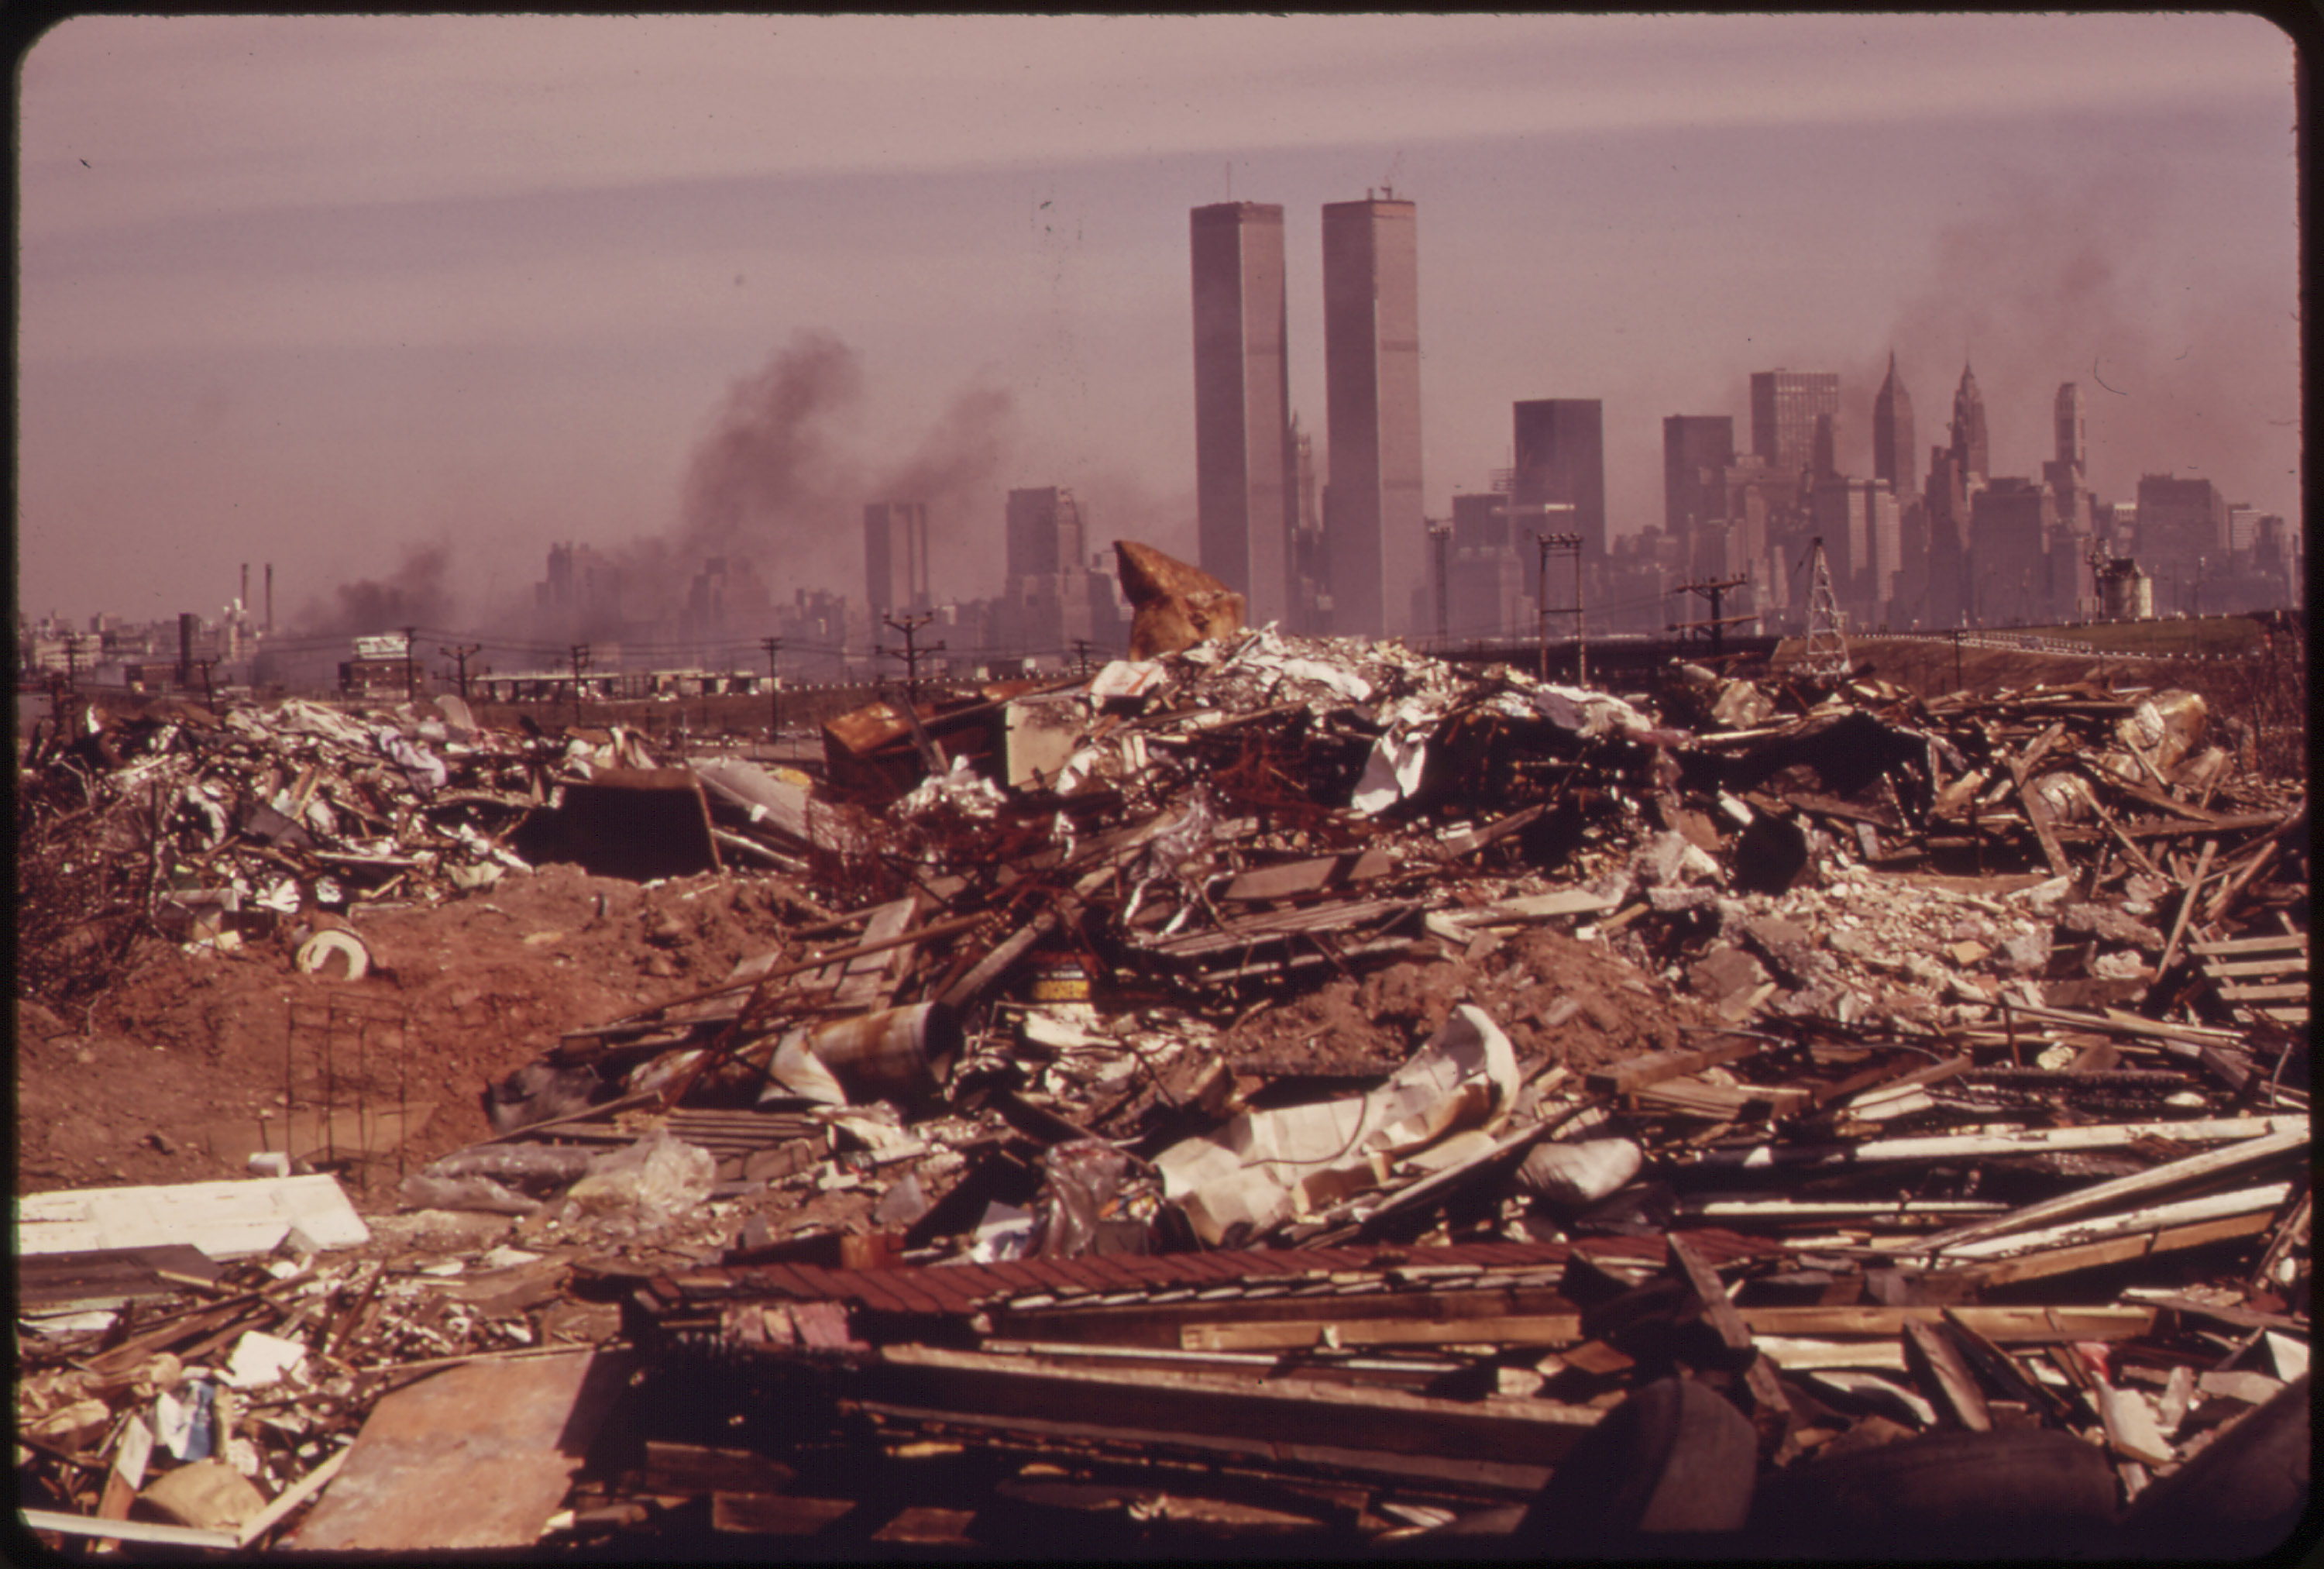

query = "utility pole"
(194, 657), (218, 713)
(401, 625), (419, 701)
(879, 611), (944, 706)
(1669, 570), (1752, 659)
(439, 642), (480, 701)
(760, 635), (784, 740)
(569, 643), (591, 725)
(1951, 626), (1964, 693)
(60, 631), (82, 690)
(1535, 531), (1585, 685)
(1071, 638), (1094, 678)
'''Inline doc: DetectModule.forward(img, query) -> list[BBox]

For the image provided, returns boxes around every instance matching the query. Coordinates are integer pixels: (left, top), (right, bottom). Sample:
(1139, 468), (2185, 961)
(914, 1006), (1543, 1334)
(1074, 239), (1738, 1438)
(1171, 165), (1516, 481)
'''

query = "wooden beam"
(1955, 1209), (2275, 1288)
(1937, 1183), (2288, 1261)
(1177, 1303), (2155, 1351)
(1697, 1113), (2305, 1171)
(865, 1344), (1602, 1471)
(2155, 838), (2218, 977)
(1183, 1313), (1583, 1353)
(1896, 1128), (2307, 1256)
(1586, 1034), (1765, 1095)
(1903, 1318), (1991, 1431)
(20, 1511), (239, 1550)
(1668, 1233), (1790, 1443)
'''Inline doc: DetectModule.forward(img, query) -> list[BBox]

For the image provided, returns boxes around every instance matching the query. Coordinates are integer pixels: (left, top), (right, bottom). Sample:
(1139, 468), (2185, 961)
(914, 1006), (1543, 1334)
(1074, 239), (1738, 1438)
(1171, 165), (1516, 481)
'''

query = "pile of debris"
(14, 546), (2309, 1555)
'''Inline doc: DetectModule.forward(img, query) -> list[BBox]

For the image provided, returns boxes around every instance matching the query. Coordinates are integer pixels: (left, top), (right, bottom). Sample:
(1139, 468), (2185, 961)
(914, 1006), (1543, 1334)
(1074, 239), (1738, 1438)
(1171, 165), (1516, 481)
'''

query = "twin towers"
(1191, 197), (1421, 638)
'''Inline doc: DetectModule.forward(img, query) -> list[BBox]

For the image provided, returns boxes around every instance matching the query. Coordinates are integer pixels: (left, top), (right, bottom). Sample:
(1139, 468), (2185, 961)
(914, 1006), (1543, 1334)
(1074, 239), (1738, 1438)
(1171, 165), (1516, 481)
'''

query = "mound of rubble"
(15, 576), (2310, 1557)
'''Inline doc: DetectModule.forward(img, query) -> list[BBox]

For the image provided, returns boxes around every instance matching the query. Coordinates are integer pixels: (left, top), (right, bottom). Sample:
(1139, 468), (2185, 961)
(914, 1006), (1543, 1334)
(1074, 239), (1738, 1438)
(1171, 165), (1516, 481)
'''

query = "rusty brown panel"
(288, 1348), (633, 1552)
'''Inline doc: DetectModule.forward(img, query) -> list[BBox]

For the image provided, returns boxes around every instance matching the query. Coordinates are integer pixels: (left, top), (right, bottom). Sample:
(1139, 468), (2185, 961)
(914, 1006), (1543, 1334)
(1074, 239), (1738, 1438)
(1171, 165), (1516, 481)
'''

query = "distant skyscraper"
(1005, 487), (1084, 583)
(2044, 381), (2093, 535)
(2054, 381), (2087, 483)
(1750, 370), (1841, 479)
(1190, 202), (1294, 622)
(2134, 473), (2228, 615)
(1662, 415), (1734, 549)
(1949, 363), (1990, 486)
(1512, 399), (1607, 560)
(1322, 194), (1422, 636)
(1872, 354), (1916, 494)
(864, 501), (929, 618)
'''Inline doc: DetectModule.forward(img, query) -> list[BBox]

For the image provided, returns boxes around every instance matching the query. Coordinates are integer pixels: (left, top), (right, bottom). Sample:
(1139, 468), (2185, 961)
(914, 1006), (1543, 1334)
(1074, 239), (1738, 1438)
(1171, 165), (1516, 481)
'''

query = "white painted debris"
(15, 1174), (371, 1258)
(222, 1330), (309, 1389)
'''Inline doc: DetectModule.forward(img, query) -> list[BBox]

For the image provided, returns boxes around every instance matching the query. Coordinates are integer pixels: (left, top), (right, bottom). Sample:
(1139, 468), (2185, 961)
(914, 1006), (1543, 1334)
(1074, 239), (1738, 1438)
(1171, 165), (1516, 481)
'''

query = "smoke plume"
(1867, 164), (2298, 511)
(298, 540), (459, 636)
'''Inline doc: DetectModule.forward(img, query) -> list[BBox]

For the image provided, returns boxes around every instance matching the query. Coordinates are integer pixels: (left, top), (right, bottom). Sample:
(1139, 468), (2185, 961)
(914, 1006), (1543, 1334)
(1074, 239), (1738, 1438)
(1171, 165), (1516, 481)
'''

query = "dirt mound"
(14, 862), (807, 1203)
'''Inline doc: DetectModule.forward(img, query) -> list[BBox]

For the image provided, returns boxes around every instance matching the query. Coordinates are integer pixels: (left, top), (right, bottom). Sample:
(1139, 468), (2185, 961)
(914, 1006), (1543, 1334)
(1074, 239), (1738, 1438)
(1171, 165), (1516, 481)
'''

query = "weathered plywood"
(15, 1175), (370, 1258)
(287, 1349), (633, 1552)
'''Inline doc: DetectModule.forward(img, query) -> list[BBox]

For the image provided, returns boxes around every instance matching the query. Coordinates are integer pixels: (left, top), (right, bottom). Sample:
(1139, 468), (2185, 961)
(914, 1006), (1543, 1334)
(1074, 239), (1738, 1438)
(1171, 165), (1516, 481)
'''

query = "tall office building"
(1322, 194), (1422, 636)
(1513, 399), (1607, 560)
(1190, 202), (1295, 622)
(1872, 354), (1915, 494)
(2044, 381), (2094, 535)
(1662, 415), (1734, 555)
(1005, 487), (1084, 583)
(1749, 370), (1841, 479)
(2134, 473), (2228, 614)
(2054, 381), (2087, 483)
(863, 501), (929, 618)
(1949, 363), (1990, 486)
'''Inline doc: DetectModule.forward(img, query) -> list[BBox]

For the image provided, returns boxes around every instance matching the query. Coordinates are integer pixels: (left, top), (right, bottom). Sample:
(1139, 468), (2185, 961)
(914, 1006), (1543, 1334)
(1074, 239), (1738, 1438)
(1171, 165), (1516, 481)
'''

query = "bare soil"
(13, 863), (802, 1204)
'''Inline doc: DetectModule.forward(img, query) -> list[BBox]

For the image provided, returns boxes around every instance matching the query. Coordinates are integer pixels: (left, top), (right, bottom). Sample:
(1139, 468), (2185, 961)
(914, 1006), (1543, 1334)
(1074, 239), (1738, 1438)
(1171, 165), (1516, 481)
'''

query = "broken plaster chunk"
(222, 1330), (308, 1389)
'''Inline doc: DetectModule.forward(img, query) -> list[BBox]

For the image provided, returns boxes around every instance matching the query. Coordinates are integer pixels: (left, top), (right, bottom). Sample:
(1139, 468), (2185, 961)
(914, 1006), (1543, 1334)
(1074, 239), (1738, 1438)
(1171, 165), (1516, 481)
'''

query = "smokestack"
(265, 564), (273, 634)
(177, 612), (196, 686)
(240, 563), (249, 611)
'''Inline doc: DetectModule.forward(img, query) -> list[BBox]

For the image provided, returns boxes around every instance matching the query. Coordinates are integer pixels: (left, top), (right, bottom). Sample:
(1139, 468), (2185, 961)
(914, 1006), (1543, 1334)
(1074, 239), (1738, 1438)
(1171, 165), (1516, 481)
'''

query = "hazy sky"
(16, 13), (2302, 638)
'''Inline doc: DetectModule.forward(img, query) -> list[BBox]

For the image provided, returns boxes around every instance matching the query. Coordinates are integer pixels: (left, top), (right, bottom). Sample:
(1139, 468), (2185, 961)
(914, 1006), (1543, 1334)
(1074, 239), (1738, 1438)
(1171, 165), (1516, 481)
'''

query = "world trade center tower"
(1191, 202), (1294, 621)
(1322, 194), (1422, 636)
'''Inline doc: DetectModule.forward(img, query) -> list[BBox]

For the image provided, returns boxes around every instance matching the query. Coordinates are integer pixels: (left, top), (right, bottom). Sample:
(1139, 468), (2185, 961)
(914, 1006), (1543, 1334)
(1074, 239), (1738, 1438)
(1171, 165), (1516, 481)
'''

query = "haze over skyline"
(16, 13), (2302, 637)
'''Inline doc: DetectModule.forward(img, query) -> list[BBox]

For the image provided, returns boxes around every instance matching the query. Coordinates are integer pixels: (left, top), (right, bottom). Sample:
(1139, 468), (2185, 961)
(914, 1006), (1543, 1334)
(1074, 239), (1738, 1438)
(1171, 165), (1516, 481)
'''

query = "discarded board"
(287, 1347), (634, 1551)
(15, 1175), (370, 1258)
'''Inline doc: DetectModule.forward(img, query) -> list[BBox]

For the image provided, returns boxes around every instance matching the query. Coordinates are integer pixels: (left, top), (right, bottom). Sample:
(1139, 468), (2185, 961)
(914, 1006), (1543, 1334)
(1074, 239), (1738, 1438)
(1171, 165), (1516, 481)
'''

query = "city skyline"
(16, 14), (2302, 633)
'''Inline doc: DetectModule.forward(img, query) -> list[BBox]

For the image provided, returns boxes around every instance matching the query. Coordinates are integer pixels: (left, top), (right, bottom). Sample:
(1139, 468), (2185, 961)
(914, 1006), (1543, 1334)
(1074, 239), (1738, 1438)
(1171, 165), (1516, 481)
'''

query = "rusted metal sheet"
(286, 1348), (633, 1552)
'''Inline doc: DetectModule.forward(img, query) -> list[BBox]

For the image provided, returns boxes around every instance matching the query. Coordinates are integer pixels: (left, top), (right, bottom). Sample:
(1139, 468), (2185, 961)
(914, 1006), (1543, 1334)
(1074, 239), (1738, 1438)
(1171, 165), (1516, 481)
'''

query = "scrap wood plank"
(2071, 762), (2232, 824)
(1666, 1233), (1791, 1437)
(820, 896), (916, 1010)
(2154, 838), (2218, 977)
(1587, 1034), (1764, 1096)
(1184, 1313), (1586, 1352)
(866, 1344), (1601, 1470)
(1935, 1182), (2290, 1261)
(1902, 1318), (1992, 1430)
(1633, 1077), (1807, 1119)
(1698, 1113), (2305, 1170)
(2216, 982), (2309, 1003)
(17, 1245), (223, 1314)
(1951, 1209), (2278, 1289)
(19, 1512), (239, 1550)
(1432, 805), (1544, 862)
(1899, 1128), (2306, 1255)
(2205, 955), (2310, 976)
(1002, 1283), (1578, 1351)
(847, 1399), (1555, 1498)
(2186, 934), (2310, 957)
